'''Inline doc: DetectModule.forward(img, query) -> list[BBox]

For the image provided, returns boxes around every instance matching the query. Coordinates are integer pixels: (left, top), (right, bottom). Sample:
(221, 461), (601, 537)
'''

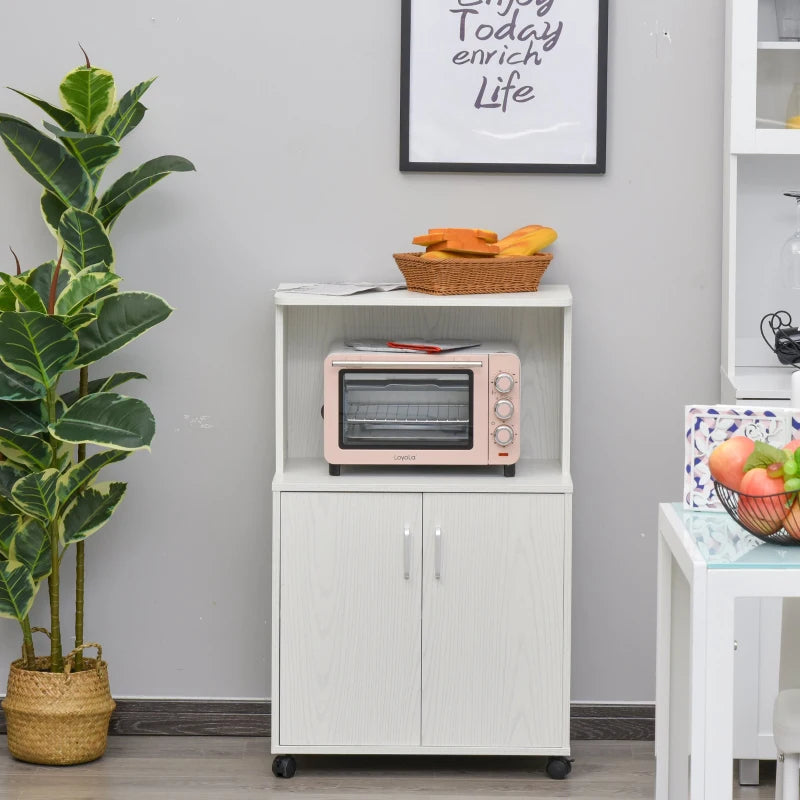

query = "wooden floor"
(0, 736), (781, 799)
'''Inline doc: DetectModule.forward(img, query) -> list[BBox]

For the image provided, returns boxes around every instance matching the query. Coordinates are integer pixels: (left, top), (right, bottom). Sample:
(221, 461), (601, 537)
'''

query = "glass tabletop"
(672, 503), (800, 568)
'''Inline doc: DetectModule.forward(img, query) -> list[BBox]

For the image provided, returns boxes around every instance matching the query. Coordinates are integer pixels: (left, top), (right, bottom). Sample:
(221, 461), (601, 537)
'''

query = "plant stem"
(47, 518), (63, 672)
(20, 618), (35, 670)
(45, 385), (63, 672)
(74, 547), (85, 671)
(74, 366), (89, 671)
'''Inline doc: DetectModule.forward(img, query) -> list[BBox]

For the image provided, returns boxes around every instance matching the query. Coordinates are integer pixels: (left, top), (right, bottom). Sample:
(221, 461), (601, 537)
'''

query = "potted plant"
(0, 51), (194, 765)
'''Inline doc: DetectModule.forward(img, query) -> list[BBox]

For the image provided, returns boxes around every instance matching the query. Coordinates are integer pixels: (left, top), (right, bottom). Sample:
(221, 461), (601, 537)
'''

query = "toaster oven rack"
(346, 403), (470, 425)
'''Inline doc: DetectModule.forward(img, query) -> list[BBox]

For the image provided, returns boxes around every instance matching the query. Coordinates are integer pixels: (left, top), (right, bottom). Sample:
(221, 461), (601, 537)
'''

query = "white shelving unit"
(270, 286), (573, 778)
(723, 0), (800, 404)
(722, 0), (797, 784)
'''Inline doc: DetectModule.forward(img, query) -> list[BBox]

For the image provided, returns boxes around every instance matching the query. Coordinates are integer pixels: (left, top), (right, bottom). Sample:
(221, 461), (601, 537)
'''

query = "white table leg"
(657, 534), (693, 800)
(656, 533), (673, 799)
(783, 752), (799, 800)
(737, 758), (760, 786)
(704, 577), (736, 800)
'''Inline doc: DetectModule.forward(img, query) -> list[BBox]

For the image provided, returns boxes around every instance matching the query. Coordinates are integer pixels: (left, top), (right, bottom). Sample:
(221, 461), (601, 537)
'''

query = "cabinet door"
(279, 492), (421, 746)
(421, 493), (567, 748)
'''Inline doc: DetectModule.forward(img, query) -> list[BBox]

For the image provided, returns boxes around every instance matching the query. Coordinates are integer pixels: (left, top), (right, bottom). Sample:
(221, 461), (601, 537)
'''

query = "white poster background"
(408, 1), (600, 166)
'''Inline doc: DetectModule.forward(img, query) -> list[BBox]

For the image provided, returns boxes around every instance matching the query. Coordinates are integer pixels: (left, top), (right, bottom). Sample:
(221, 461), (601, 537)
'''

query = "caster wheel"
(272, 755), (296, 779)
(545, 756), (573, 780)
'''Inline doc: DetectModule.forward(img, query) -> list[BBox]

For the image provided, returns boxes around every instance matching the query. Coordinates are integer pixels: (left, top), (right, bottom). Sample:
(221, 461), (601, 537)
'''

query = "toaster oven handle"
(331, 360), (484, 367)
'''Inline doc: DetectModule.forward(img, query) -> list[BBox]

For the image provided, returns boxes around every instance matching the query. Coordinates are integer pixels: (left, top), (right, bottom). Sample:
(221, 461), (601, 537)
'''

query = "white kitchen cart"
(721, 0), (800, 783)
(270, 285), (573, 779)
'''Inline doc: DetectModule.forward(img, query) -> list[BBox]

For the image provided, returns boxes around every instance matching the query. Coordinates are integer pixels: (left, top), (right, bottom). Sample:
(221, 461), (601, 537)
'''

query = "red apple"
(738, 468), (787, 535)
(783, 498), (800, 540)
(708, 436), (756, 491)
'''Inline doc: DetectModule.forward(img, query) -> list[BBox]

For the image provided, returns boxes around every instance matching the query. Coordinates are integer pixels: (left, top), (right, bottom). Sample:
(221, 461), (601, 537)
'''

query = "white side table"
(656, 502), (800, 799)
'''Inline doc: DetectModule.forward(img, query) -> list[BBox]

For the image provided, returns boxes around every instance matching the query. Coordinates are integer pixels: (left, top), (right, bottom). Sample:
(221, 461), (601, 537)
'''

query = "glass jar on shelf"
(781, 191), (800, 289)
(776, 0), (800, 40)
(787, 83), (800, 129)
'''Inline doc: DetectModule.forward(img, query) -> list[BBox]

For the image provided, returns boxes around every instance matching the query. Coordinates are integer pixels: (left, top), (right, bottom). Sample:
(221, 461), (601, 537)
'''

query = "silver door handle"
(435, 527), (442, 580)
(404, 527), (411, 580)
(331, 360), (484, 368)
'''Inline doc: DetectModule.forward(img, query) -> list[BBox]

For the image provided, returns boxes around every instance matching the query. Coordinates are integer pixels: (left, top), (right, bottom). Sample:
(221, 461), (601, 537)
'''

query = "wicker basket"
(393, 252), (553, 295)
(2, 645), (115, 765)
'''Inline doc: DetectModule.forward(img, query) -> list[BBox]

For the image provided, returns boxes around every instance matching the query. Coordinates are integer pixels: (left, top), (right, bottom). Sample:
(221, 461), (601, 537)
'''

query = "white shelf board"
(272, 458), (573, 493)
(726, 365), (794, 400)
(274, 285), (572, 308)
(757, 41), (800, 49)
(734, 129), (800, 154)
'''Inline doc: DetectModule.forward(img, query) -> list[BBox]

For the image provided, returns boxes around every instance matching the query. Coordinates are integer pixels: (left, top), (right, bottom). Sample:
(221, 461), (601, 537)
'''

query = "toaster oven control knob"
(494, 425), (515, 447)
(494, 372), (515, 394)
(494, 399), (514, 420)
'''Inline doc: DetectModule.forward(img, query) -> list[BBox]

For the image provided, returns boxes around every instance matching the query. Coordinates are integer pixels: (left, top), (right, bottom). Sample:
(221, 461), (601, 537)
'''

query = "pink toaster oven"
(323, 345), (520, 476)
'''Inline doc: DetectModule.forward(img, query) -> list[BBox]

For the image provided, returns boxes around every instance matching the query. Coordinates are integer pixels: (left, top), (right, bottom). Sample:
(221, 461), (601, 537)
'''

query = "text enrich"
(449, 0), (564, 113)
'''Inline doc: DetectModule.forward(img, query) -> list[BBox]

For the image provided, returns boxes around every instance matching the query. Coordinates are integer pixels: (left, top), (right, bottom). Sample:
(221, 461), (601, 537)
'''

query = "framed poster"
(399, 0), (608, 174)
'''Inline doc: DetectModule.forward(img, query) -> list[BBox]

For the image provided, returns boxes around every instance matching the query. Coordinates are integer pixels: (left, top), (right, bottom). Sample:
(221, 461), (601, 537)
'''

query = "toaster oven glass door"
(339, 370), (473, 449)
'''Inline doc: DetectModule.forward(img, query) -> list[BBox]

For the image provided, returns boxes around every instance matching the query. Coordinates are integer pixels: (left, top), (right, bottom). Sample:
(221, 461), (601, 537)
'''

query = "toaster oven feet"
(327, 464), (514, 476)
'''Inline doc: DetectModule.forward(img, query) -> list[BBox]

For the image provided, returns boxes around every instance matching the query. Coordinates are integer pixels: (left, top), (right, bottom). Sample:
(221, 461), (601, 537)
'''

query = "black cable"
(761, 310), (800, 367)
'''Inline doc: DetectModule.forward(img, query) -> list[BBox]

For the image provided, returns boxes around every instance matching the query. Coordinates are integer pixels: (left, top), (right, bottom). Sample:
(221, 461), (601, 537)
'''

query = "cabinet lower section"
(272, 490), (571, 755)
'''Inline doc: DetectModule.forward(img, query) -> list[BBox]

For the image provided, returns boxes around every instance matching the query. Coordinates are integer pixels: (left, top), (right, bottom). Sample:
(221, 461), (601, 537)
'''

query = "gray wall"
(0, 1), (723, 702)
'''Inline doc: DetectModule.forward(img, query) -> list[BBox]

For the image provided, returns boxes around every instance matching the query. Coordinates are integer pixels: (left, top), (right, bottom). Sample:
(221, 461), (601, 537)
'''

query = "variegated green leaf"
(55, 271), (120, 317)
(0, 514), (20, 556)
(0, 363), (45, 401)
(0, 465), (24, 504)
(0, 498), (19, 516)
(101, 78), (155, 141)
(9, 88), (81, 131)
(49, 392), (154, 450)
(0, 116), (91, 209)
(75, 292), (171, 367)
(60, 481), (126, 545)
(94, 283), (119, 302)
(60, 371), (145, 407)
(0, 560), (36, 621)
(61, 311), (97, 332)
(59, 67), (116, 133)
(10, 517), (51, 581)
(53, 439), (74, 472)
(0, 273), (47, 313)
(0, 281), (15, 311)
(11, 469), (59, 522)
(0, 312), (79, 388)
(95, 155), (195, 227)
(58, 208), (114, 272)
(0, 399), (47, 434)
(24, 261), (72, 307)
(41, 191), (68, 234)
(56, 449), (128, 505)
(42, 122), (120, 180)
(0, 428), (51, 471)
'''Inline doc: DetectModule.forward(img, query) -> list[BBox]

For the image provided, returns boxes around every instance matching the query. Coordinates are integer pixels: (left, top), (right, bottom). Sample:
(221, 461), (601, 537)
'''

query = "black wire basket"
(714, 481), (800, 545)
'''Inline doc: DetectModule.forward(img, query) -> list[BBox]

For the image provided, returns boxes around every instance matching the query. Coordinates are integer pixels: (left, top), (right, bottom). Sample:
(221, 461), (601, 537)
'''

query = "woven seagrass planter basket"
(1, 650), (115, 765)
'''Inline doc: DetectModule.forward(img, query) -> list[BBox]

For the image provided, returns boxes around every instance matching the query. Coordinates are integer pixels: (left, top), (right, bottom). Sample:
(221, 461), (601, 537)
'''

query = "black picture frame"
(399, 0), (608, 174)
